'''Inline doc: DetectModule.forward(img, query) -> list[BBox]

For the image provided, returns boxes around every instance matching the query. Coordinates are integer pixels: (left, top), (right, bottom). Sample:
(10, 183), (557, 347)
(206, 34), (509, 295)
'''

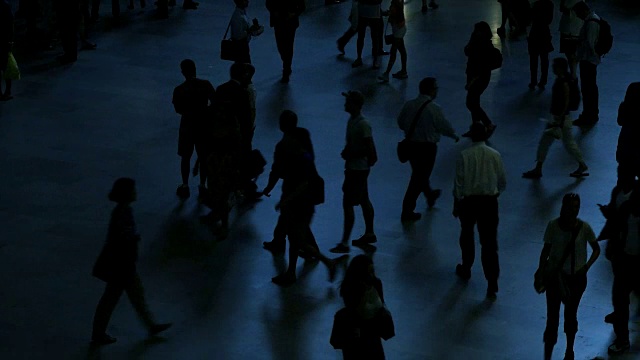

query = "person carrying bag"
(396, 99), (431, 163)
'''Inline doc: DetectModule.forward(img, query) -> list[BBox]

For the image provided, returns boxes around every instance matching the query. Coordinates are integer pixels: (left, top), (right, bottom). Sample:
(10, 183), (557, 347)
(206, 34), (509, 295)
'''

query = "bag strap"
(405, 100), (433, 141)
(223, 17), (233, 40)
(558, 220), (583, 274)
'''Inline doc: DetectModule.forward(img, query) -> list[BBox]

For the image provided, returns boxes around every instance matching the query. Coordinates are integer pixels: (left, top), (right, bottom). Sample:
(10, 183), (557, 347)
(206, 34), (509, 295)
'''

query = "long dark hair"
(339, 255), (375, 307)
(619, 82), (640, 126)
(108, 177), (135, 203)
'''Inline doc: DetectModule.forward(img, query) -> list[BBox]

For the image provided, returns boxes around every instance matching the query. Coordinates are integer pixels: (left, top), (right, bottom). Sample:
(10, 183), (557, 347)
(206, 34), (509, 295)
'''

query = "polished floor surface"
(1, 0), (640, 359)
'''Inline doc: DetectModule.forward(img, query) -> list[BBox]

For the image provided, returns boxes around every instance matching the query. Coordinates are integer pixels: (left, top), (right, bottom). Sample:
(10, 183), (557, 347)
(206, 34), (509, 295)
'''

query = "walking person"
(172, 59), (216, 200)
(527, 0), (554, 90)
(615, 83), (640, 181)
(463, 21), (500, 136)
(522, 57), (588, 179)
(229, 0), (264, 64)
(265, 0), (305, 83)
(535, 193), (600, 360)
(453, 122), (506, 300)
(330, 91), (378, 254)
(91, 178), (172, 345)
(572, 1), (601, 126)
(397, 78), (459, 221)
(261, 110), (345, 286)
(377, 0), (407, 82)
(351, 0), (383, 69)
(336, 0), (358, 55)
(558, 0), (583, 79)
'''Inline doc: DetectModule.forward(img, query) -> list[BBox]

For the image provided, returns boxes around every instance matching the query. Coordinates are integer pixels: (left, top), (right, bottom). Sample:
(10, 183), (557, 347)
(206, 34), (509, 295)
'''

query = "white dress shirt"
(576, 12), (601, 65)
(397, 94), (457, 144)
(454, 142), (506, 199)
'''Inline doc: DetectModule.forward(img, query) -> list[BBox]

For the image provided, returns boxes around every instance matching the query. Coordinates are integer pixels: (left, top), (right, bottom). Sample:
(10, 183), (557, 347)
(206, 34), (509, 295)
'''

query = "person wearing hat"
(330, 90), (378, 254)
(453, 122), (506, 300)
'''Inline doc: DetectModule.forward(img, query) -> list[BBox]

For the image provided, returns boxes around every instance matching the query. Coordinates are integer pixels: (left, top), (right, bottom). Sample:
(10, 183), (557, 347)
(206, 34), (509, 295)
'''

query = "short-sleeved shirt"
(345, 114), (373, 171)
(172, 78), (215, 132)
(543, 218), (597, 274)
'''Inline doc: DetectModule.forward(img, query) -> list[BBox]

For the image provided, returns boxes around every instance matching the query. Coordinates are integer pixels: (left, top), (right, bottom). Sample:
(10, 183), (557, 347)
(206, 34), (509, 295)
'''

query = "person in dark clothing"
(464, 21), (499, 136)
(265, 0), (305, 83)
(616, 82), (640, 182)
(330, 255), (394, 359)
(261, 110), (346, 287)
(527, 0), (554, 90)
(172, 59), (216, 200)
(91, 178), (172, 345)
(55, 0), (80, 64)
(351, 0), (383, 69)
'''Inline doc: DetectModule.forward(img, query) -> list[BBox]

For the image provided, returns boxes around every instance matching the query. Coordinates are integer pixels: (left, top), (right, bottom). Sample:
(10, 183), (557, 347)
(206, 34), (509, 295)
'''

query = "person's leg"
(611, 255), (632, 346)
(466, 74), (492, 126)
(497, 1), (509, 35)
(458, 198), (477, 274)
(563, 274), (587, 357)
(477, 196), (499, 295)
(397, 39), (407, 72)
(540, 52), (549, 86)
(543, 286), (562, 360)
(282, 25), (297, 77)
(111, 0), (120, 17)
(4, 80), (12, 98)
(528, 47), (538, 87)
(271, 214), (288, 248)
(180, 157), (191, 185)
(355, 19), (367, 62)
(371, 18), (383, 67)
(92, 282), (125, 339)
(340, 204), (355, 246)
(402, 150), (428, 217)
(360, 170), (375, 236)
(337, 26), (357, 52)
(579, 61), (599, 122)
(382, 41), (398, 75)
(125, 274), (156, 330)
(561, 125), (587, 170)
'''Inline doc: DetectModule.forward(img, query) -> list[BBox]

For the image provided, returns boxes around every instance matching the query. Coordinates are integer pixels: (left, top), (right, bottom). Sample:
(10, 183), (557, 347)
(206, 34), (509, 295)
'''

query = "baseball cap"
(341, 90), (365, 107)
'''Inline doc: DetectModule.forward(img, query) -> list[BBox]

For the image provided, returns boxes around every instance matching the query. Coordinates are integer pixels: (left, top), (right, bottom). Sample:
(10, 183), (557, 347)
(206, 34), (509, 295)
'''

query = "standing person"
(453, 122), (506, 300)
(54, 0), (80, 64)
(230, 0), (264, 64)
(527, 0), (554, 90)
(558, 0), (583, 80)
(172, 59), (216, 200)
(0, 0), (15, 101)
(616, 83), (640, 181)
(265, 0), (305, 83)
(336, 0), (358, 55)
(522, 57), (589, 179)
(397, 77), (459, 221)
(421, 0), (438, 13)
(351, 0), (383, 69)
(91, 178), (172, 345)
(377, 0), (407, 82)
(330, 91), (378, 254)
(535, 193), (600, 360)
(330, 255), (394, 359)
(261, 110), (345, 286)
(572, 1), (601, 127)
(464, 21), (499, 136)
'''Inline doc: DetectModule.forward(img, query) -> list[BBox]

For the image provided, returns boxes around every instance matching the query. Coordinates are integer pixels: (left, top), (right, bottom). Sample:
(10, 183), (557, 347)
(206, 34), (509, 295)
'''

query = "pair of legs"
(379, 33), (407, 80)
(457, 195), (500, 295)
(354, 17), (383, 66)
(609, 253), (640, 353)
(543, 273), (587, 360)
(577, 61), (599, 123)
(267, 213), (320, 252)
(331, 170), (375, 253)
(466, 73), (492, 127)
(528, 47), (549, 88)
(401, 142), (439, 218)
(177, 129), (208, 198)
(274, 24), (298, 82)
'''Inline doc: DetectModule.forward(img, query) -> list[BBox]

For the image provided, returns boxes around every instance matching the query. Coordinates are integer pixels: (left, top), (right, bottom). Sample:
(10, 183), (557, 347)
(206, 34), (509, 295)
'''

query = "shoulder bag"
(397, 99), (432, 163)
(221, 18), (240, 62)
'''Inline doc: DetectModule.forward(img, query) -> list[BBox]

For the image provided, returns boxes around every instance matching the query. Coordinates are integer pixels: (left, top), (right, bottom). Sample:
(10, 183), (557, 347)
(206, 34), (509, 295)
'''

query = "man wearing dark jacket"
(266, 0), (305, 83)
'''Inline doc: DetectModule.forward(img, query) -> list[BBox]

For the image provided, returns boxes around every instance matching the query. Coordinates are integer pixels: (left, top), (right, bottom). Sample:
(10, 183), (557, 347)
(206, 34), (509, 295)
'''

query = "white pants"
(536, 115), (584, 164)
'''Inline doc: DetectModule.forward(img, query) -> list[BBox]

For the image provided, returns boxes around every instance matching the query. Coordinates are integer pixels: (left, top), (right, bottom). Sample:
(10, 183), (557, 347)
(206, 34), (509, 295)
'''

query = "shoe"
(604, 312), (616, 324)
(337, 41), (345, 55)
(569, 164), (589, 178)
(329, 243), (350, 254)
(91, 334), (117, 345)
(352, 234), (377, 247)
(176, 184), (190, 199)
(455, 264), (471, 280)
(392, 70), (408, 79)
(427, 189), (441, 209)
(149, 323), (172, 336)
(401, 212), (421, 222)
(497, 27), (506, 38)
(272, 272), (296, 287)
(607, 340), (630, 355)
(528, 83), (536, 90)
(351, 58), (363, 68)
(377, 72), (390, 83)
(522, 169), (542, 179)
(421, 5), (428, 13)
(263, 240), (285, 254)
(429, 1), (439, 9)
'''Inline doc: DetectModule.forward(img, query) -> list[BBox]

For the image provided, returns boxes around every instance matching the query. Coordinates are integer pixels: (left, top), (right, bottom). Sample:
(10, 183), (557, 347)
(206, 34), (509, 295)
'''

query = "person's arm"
(365, 137), (378, 167)
(433, 106), (459, 142)
(538, 222), (554, 268)
(262, 145), (283, 196)
(583, 224), (601, 272)
(396, 103), (409, 132)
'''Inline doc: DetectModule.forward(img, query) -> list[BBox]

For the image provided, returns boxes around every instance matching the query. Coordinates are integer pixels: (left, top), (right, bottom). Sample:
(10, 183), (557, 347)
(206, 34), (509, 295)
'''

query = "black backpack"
(568, 78), (581, 111)
(587, 18), (613, 56)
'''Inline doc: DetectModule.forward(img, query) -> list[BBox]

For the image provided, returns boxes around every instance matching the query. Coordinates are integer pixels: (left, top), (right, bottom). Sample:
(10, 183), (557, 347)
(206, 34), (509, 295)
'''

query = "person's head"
(279, 110), (298, 133)
(622, 82), (640, 107)
(244, 63), (256, 84)
(342, 90), (365, 115)
(572, 1), (590, 20)
(108, 177), (136, 204)
(341, 255), (375, 289)
(180, 59), (196, 78)
(230, 62), (248, 82)
(559, 193), (581, 223)
(233, 0), (249, 9)
(472, 21), (493, 42)
(419, 77), (438, 99)
(552, 57), (570, 77)
(468, 122), (488, 142)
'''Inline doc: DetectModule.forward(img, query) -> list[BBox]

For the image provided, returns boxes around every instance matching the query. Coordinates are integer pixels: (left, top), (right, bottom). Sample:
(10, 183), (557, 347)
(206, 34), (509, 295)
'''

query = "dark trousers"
(272, 211), (320, 250)
(579, 60), (599, 120)
(92, 274), (155, 338)
(458, 195), (500, 287)
(543, 273), (587, 344)
(529, 50), (549, 85)
(402, 142), (437, 215)
(356, 17), (383, 59)
(612, 253), (640, 343)
(57, 3), (80, 60)
(337, 26), (357, 48)
(274, 24), (297, 74)
(465, 73), (492, 126)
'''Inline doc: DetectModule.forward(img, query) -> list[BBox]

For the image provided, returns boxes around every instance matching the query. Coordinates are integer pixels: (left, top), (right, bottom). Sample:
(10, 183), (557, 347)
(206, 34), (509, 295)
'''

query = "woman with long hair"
(377, 0), (407, 82)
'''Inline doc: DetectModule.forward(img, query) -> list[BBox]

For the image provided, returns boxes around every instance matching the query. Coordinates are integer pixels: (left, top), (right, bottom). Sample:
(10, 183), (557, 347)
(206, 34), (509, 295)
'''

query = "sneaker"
(280, 74), (290, 83)
(569, 164), (589, 178)
(352, 234), (377, 247)
(149, 323), (172, 336)
(392, 70), (408, 79)
(401, 212), (421, 222)
(263, 240), (285, 254)
(351, 58), (363, 68)
(455, 264), (471, 280)
(176, 184), (190, 199)
(91, 334), (117, 345)
(330, 243), (350, 254)
(377, 72), (390, 83)
(427, 189), (441, 209)
(522, 169), (542, 179)
(272, 272), (296, 287)
(607, 340), (630, 355)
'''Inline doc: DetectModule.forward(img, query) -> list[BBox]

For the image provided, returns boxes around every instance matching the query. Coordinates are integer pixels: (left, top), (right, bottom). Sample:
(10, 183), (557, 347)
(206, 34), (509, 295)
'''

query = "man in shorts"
(330, 90), (378, 253)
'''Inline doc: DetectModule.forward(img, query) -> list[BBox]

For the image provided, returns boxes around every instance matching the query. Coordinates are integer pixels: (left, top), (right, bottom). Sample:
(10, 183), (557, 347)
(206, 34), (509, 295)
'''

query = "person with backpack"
(523, 57), (589, 179)
(572, 1), (608, 127)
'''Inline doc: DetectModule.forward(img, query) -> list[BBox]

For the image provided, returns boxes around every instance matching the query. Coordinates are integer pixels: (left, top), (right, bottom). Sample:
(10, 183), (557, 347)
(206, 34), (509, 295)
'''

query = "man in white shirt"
(558, 0), (584, 79)
(398, 78), (459, 221)
(453, 123), (506, 300)
(536, 193), (600, 360)
(572, 1), (601, 126)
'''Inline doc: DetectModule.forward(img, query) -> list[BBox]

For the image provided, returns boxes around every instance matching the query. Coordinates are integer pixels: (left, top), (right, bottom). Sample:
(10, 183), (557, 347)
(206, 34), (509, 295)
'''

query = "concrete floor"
(1, 0), (640, 359)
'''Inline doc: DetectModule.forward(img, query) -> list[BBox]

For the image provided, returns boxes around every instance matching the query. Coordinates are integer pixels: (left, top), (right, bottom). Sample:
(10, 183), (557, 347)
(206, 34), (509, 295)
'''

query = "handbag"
(4, 52), (20, 80)
(221, 18), (240, 62)
(397, 99), (432, 163)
